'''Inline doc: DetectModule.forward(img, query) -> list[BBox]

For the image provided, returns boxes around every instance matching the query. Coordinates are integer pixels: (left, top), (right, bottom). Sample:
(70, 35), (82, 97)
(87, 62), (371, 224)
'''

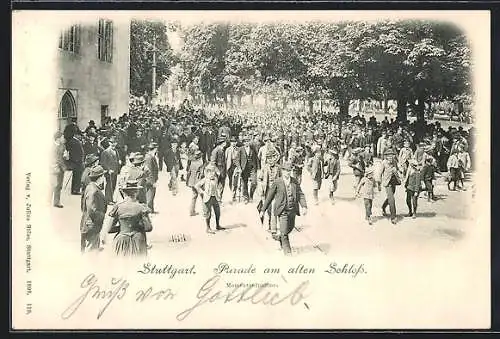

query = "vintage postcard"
(11, 10), (490, 330)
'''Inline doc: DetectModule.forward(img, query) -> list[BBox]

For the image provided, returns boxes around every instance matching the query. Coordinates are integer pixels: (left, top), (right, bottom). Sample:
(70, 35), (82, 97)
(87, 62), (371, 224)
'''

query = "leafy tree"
(130, 20), (175, 97)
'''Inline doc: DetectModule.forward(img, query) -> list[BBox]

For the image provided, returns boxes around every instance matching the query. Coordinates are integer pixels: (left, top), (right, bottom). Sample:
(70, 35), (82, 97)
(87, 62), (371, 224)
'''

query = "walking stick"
(238, 171), (243, 203)
(64, 171), (73, 191)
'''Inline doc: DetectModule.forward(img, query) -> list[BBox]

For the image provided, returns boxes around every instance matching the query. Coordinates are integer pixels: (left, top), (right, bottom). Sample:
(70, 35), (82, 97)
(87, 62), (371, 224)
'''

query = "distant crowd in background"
(51, 98), (475, 256)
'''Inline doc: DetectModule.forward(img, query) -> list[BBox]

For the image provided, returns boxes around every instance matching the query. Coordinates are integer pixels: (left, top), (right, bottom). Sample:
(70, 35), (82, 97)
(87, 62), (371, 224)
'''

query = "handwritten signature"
(176, 275), (310, 321)
(61, 273), (129, 320)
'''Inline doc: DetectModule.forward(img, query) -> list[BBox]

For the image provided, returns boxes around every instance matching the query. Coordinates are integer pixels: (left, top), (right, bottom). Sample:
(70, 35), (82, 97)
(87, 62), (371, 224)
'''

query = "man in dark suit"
(145, 142), (159, 212)
(158, 128), (171, 172)
(164, 136), (182, 196)
(199, 123), (215, 163)
(236, 136), (259, 204)
(66, 134), (84, 195)
(260, 162), (307, 255)
(63, 117), (81, 140)
(100, 137), (121, 204)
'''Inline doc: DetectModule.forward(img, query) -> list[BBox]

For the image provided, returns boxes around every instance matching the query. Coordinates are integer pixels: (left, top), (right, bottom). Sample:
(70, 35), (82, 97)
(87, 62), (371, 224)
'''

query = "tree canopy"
(168, 19), (472, 120)
(130, 20), (176, 97)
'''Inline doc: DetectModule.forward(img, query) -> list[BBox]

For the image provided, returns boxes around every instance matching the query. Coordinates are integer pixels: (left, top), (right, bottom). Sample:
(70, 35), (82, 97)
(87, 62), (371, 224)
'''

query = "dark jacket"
(66, 136), (84, 169)
(405, 169), (422, 192)
(145, 153), (159, 183)
(80, 182), (106, 234)
(186, 158), (204, 188)
(100, 148), (120, 173)
(164, 147), (182, 172)
(236, 146), (258, 173)
(211, 144), (227, 174)
(261, 177), (307, 217)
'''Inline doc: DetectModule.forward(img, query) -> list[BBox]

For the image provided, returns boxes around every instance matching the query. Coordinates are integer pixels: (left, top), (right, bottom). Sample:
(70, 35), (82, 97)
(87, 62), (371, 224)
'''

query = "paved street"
(51, 159), (476, 259)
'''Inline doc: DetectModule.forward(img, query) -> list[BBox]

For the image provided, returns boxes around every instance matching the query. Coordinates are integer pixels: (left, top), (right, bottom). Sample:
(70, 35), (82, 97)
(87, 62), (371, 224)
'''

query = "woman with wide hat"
(103, 179), (153, 257)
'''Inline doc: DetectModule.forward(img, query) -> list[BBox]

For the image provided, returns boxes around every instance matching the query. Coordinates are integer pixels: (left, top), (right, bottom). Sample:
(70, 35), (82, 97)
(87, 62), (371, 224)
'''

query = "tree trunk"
(339, 99), (350, 117)
(384, 97), (389, 114)
(339, 99), (350, 139)
(250, 92), (254, 106)
(319, 99), (323, 113)
(396, 95), (408, 122)
(416, 95), (425, 122)
(282, 97), (288, 110)
(308, 98), (314, 115)
(264, 94), (268, 108)
(237, 94), (242, 107)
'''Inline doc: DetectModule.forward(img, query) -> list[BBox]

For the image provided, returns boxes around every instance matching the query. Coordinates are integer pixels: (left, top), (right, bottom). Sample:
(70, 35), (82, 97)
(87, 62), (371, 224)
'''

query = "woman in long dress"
(103, 179), (152, 257)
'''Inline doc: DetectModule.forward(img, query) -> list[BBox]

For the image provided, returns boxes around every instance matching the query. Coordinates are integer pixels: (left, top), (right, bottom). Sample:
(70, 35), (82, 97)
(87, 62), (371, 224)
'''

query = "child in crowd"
(457, 146), (471, 190)
(420, 156), (437, 201)
(195, 163), (223, 234)
(349, 148), (366, 192)
(404, 159), (421, 218)
(356, 166), (376, 225)
(447, 149), (460, 191)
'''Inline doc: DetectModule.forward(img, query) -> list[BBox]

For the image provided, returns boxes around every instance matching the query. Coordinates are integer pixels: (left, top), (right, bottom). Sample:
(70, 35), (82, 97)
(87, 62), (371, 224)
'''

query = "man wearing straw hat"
(80, 165), (106, 253)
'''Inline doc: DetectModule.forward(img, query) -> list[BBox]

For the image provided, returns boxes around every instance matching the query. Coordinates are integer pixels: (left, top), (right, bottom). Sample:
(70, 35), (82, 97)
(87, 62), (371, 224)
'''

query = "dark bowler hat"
(281, 162), (293, 171)
(89, 165), (105, 178)
(84, 154), (100, 166)
(217, 135), (227, 144)
(121, 179), (143, 191)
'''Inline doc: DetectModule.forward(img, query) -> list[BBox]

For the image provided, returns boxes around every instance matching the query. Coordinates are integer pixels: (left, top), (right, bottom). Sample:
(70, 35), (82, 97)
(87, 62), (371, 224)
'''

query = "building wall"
(57, 20), (130, 130)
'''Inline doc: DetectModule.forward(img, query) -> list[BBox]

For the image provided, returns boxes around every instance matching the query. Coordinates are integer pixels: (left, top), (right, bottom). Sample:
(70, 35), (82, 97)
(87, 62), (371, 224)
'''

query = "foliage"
(171, 19), (472, 116)
(130, 20), (176, 97)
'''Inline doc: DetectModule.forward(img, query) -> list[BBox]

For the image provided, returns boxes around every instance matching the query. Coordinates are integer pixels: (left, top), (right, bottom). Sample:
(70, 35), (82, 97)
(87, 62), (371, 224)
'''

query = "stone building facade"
(57, 19), (130, 131)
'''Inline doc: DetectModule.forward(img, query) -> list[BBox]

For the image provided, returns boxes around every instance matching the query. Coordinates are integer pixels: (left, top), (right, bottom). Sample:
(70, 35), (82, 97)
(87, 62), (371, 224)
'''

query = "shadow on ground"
(293, 243), (331, 255)
(433, 228), (465, 241)
(336, 196), (357, 202)
(295, 224), (313, 232)
(221, 223), (248, 230)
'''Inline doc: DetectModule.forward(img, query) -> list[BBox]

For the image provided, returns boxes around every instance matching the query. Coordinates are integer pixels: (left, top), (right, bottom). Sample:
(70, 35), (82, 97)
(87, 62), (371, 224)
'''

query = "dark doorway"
(58, 90), (77, 131)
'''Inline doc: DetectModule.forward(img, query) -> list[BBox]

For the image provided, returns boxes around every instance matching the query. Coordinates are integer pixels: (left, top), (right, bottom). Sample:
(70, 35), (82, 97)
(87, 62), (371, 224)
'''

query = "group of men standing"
(51, 100), (474, 256)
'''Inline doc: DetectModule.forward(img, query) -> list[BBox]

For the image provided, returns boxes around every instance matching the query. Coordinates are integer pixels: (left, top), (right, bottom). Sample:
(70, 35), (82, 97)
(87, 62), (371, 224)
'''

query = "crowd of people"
(51, 98), (475, 256)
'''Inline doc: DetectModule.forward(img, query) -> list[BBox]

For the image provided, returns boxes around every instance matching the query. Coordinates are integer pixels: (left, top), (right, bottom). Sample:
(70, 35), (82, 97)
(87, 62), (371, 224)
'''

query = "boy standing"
(356, 167), (376, 225)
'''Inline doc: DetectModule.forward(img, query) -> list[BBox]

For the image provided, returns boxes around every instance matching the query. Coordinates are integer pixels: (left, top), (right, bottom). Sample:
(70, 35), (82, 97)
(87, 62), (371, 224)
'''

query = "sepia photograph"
(11, 10), (490, 330)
